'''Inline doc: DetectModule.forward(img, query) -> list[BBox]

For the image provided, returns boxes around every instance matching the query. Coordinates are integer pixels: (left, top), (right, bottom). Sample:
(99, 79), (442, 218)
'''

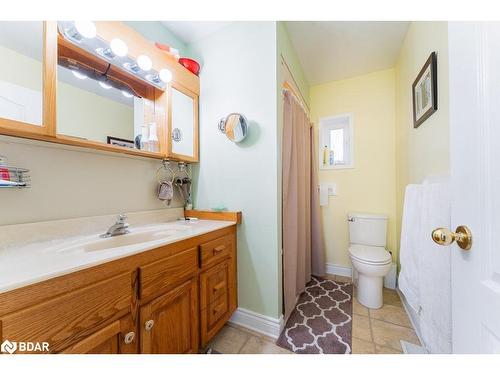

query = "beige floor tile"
(383, 288), (403, 308)
(352, 314), (372, 341)
(353, 298), (369, 316)
(208, 325), (250, 354)
(323, 274), (337, 280)
(351, 337), (375, 354)
(371, 319), (420, 351)
(239, 335), (292, 354)
(335, 275), (352, 283)
(369, 304), (412, 328)
(375, 345), (402, 354)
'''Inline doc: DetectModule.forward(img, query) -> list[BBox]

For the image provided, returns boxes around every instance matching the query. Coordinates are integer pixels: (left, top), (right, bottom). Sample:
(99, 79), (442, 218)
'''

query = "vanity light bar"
(58, 21), (172, 90)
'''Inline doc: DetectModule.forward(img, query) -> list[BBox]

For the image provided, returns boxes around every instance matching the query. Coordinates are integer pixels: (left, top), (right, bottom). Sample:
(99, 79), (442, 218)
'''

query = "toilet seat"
(349, 244), (392, 265)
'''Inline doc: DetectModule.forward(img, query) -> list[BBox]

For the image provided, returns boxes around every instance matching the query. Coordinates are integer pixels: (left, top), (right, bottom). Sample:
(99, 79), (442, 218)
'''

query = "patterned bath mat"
(276, 276), (352, 354)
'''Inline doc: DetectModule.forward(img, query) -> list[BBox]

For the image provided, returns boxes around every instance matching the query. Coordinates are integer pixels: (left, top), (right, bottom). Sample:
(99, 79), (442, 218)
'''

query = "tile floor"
(205, 274), (421, 354)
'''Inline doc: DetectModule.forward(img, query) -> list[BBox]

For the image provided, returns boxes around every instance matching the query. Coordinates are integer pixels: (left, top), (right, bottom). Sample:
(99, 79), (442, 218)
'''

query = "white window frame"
(318, 113), (354, 170)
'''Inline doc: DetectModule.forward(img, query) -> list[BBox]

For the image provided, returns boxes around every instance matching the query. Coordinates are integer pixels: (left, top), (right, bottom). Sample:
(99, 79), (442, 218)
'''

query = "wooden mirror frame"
(0, 21), (200, 162)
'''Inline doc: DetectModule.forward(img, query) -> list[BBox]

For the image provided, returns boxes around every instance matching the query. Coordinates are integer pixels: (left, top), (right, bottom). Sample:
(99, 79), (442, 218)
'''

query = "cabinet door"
(168, 82), (198, 162)
(62, 315), (137, 354)
(0, 21), (56, 137)
(140, 278), (198, 354)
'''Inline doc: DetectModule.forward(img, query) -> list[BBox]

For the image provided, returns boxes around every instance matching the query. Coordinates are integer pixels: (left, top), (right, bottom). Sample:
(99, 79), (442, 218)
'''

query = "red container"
(178, 58), (200, 76)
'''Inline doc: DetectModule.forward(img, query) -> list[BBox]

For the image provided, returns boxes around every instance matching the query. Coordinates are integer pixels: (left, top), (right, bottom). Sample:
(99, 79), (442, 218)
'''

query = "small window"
(319, 114), (353, 169)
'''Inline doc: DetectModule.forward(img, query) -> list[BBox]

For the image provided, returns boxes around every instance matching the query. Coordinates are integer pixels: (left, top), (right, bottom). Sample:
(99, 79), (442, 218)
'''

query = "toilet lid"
(349, 244), (392, 264)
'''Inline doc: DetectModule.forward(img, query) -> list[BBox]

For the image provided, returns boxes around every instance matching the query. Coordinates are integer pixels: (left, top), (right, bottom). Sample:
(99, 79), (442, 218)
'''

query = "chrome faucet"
(100, 214), (130, 238)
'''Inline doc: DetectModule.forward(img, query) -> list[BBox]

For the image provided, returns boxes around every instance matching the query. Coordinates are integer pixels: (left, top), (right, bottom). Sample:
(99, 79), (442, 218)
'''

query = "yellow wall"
(395, 22), (449, 261)
(310, 69), (397, 267)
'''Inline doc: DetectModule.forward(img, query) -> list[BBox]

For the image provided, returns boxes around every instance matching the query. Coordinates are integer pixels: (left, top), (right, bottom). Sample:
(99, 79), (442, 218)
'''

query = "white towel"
(418, 180), (452, 354)
(398, 184), (423, 314)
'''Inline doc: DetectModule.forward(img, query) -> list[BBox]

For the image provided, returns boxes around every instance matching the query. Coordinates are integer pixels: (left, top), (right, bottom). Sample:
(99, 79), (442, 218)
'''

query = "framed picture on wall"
(412, 51), (438, 128)
(107, 136), (135, 149)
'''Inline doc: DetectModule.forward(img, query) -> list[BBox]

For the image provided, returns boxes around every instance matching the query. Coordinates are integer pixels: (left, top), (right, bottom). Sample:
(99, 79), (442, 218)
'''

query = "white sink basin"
(85, 229), (180, 252)
(52, 224), (192, 254)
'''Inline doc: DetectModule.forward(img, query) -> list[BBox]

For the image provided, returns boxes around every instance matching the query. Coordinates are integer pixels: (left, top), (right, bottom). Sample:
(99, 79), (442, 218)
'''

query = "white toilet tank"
(348, 213), (388, 247)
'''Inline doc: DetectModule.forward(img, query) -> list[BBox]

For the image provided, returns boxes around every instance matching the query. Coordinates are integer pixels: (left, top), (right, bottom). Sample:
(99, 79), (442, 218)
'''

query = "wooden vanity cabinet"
(0, 224), (237, 354)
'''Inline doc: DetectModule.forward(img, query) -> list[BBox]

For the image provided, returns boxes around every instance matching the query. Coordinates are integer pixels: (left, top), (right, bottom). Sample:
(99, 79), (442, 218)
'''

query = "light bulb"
(137, 55), (152, 71)
(159, 68), (172, 83)
(99, 81), (112, 89)
(110, 38), (128, 57)
(72, 71), (87, 80)
(74, 21), (96, 39)
(121, 90), (133, 98)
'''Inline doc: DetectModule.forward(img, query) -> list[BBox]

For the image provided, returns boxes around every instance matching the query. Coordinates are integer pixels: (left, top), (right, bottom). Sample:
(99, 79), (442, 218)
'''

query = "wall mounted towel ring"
(218, 113), (249, 143)
(156, 159), (176, 184)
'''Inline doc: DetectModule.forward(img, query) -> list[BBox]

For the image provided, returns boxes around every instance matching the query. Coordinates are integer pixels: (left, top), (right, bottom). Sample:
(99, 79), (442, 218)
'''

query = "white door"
(448, 22), (500, 353)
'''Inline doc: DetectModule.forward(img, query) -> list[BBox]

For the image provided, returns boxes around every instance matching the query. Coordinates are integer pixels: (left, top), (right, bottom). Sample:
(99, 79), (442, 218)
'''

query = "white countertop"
(0, 219), (235, 293)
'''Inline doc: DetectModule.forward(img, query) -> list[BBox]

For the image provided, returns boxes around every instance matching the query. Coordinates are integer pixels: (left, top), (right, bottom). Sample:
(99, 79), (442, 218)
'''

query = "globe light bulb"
(110, 38), (128, 57)
(74, 21), (96, 39)
(72, 71), (87, 80)
(137, 55), (152, 71)
(99, 81), (112, 89)
(159, 68), (173, 83)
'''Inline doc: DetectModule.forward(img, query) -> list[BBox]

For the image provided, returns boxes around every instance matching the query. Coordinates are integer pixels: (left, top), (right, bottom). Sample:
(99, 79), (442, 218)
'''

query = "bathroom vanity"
(0, 210), (240, 353)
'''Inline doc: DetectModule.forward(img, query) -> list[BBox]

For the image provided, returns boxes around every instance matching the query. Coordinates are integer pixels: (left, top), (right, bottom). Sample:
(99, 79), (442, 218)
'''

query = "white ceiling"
(161, 21), (232, 44)
(285, 21), (410, 85)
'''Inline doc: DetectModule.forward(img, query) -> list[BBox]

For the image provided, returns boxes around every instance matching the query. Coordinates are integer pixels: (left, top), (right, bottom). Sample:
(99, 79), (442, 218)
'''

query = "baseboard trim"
(325, 263), (352, 277)
(229, 307), (284, 339)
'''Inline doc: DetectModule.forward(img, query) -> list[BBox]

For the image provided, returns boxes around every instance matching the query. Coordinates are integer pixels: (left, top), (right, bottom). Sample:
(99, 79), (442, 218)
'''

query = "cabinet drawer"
(199, 235), (233, 269)
(208, 293), (228, 328)
(139, 247), (198, 300)
(200, 261), (229, 309)
(200, 292), (229, 346)
(0, 272), (132, 353)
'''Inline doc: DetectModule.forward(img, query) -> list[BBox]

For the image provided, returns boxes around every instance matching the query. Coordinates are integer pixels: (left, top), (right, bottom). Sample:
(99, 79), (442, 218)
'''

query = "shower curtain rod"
(280, 55), (310, 111)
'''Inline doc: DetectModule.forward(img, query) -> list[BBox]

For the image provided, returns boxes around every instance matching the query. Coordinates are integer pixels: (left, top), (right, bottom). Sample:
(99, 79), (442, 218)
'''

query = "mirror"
(171, 86), (195, 157)
(218, 113), (249, 143)
(56, 33), (160, 153)
(0, 21), (43, 126)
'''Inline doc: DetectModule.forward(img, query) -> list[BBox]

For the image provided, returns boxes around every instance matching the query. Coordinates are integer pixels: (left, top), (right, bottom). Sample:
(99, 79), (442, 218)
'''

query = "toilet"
(348, 213), (392, 309)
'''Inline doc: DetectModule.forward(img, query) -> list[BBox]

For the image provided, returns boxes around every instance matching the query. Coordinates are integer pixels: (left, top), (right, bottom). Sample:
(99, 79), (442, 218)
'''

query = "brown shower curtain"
(282, 90), (325, 322)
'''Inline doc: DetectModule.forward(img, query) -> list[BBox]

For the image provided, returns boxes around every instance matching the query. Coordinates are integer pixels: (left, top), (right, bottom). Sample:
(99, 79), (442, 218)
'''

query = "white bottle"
(140, 125), (150, 151)
(148, 122), (159, 153)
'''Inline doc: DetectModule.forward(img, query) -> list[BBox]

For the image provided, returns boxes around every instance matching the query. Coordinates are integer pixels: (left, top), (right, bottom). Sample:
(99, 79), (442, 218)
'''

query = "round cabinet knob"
(124, 331), (135, 344)
(145, 319), (155, 331)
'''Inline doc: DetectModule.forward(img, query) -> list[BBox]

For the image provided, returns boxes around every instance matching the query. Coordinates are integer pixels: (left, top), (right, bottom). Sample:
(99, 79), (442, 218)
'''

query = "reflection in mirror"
(0, 21), (43, 126)
(219, 113), (249, 143)
(56, 40), (160, 153)
(171, 87), (194, 157)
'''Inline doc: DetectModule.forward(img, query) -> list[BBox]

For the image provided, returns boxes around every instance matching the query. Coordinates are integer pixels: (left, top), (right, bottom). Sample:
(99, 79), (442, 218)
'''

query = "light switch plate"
(320, 183), (337, 196)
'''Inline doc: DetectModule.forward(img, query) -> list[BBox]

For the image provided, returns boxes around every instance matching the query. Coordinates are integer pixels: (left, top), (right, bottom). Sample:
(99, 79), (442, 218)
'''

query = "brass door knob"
(431, 225), (473, 250)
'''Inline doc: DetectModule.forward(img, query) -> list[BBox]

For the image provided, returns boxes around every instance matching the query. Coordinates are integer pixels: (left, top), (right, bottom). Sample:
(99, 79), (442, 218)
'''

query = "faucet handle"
(117, 214), (127, 223)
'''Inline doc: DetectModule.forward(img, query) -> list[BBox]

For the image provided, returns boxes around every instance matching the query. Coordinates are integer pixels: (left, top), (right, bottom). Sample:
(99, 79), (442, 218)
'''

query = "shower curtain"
(282, 90), (325, 322)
